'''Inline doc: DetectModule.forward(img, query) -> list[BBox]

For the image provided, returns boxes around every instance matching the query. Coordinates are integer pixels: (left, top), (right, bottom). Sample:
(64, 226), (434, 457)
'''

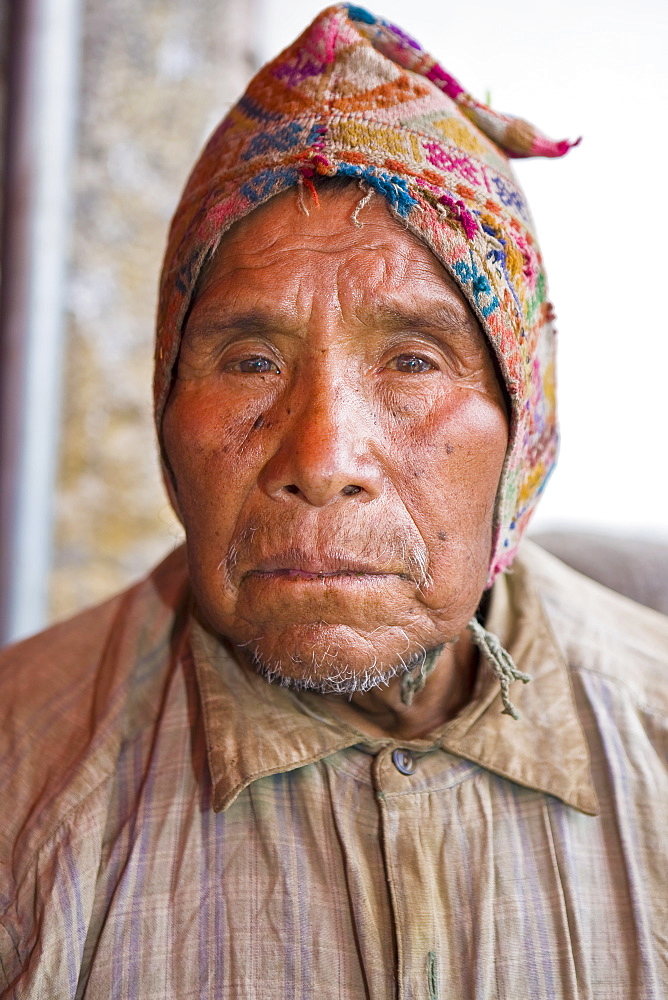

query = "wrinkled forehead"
(191, 176), (474, 318)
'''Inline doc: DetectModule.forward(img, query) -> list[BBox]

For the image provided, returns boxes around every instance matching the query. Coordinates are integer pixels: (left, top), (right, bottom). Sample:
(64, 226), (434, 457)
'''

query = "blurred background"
(1, 0), (666, 644)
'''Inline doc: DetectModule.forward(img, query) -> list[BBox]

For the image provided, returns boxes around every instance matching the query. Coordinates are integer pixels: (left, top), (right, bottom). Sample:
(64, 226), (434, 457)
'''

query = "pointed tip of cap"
(526, 133), (582, 159)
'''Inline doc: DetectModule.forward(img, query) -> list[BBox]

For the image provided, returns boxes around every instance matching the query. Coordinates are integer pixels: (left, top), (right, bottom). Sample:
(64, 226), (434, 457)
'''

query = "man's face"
(162, 184), (508, 692)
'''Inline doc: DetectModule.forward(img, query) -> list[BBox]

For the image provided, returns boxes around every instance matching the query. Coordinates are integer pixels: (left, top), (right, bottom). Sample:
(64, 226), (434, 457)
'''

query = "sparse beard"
(241, 641), (445, 699)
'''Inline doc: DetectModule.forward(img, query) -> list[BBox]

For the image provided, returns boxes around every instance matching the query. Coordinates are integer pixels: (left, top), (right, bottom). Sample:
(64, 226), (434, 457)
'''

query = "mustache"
(222, 519), (432, 590)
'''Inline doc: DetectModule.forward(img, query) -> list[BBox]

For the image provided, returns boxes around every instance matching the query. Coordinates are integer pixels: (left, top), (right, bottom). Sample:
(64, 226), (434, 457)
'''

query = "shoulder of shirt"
(517, 538), (668, 718)
(0, 544), (189, 874)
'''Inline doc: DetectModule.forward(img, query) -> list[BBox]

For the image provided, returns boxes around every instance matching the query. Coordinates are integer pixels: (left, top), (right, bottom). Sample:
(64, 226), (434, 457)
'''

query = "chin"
(232, 621), (441, 696)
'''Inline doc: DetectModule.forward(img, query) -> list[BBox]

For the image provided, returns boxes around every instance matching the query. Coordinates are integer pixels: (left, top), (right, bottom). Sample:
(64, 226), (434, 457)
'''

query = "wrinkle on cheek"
(381, 393), (447, 448)
(224, 408), (276, 459)
(379, 386), (440, 426)
(168, 391), (272, 472)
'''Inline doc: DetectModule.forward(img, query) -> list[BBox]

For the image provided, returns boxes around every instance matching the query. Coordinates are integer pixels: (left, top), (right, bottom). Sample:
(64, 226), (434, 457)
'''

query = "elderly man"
(1, 5), (667, 998)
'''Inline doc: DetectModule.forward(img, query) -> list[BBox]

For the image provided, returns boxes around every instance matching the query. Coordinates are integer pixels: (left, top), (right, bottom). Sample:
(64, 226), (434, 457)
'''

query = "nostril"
(341, 485), (361, 496)
(284, 484), (300, 495)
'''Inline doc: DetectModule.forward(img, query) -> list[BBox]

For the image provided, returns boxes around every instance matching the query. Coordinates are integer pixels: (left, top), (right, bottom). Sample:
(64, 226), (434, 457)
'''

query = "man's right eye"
(234, 356), (280, 374)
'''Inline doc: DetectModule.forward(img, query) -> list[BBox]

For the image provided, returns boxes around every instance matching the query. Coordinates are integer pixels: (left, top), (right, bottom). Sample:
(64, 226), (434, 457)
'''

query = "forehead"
(193, 182), (478, 326)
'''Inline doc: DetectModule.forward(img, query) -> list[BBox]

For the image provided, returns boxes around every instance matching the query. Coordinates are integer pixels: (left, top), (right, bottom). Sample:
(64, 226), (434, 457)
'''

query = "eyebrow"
(184, 299), (480, 349)
(357, 301), (476, 331)
(184, 308), (300, 342)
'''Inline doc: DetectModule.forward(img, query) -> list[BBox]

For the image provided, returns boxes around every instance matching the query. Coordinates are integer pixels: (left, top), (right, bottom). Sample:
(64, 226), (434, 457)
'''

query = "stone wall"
(51, 0), (258, 620)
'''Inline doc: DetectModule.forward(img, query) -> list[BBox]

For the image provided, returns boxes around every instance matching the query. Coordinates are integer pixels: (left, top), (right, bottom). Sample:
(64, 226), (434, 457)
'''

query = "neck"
(320, 629), (478, 741)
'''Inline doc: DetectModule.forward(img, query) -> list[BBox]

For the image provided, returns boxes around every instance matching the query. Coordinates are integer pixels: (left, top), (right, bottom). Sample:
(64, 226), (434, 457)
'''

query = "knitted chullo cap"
(156, 3), (577, 590)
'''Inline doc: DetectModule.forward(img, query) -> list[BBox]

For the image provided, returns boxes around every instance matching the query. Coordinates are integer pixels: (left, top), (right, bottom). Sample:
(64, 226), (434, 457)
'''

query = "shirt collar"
(190, 622), (365, 812)
(190, 543), (598, 816)
(439, 542), (599, 815)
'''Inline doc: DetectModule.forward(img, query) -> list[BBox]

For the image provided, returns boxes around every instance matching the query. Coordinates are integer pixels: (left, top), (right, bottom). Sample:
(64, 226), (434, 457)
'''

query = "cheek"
(162, 386), (279, 628)
(389, 390), (507, 498)
(387, 391), (508, 601)
(165, 385), (264, 474)
(162, 385), (268, 533)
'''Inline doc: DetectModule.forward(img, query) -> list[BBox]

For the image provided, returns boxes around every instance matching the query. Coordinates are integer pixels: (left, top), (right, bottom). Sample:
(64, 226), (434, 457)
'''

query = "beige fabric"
(0, 542), (667, 998)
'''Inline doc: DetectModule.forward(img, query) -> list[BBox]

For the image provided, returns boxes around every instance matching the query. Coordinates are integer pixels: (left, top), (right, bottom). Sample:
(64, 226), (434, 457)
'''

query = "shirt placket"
(372, 744), (484, 1000)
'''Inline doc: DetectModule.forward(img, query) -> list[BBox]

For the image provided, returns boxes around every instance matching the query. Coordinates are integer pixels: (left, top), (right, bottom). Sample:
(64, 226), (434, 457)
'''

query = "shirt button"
(392, 748), (417, 775)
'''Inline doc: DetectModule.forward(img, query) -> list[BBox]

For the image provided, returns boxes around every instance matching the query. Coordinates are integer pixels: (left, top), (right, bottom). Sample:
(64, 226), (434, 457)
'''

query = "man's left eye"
(391, 354), (436, 374)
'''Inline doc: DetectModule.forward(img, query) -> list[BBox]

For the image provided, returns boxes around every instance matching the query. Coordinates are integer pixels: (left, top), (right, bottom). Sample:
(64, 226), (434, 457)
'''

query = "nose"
(258, 373), (384, 508)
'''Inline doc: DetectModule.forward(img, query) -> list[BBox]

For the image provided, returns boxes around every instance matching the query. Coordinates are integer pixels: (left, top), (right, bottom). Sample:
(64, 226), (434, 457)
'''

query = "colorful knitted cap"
(156, 3), (577, 587)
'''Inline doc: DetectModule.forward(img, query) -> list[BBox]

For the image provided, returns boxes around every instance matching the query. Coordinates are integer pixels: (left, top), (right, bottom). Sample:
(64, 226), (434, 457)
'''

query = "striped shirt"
(0, 541), (667, 998)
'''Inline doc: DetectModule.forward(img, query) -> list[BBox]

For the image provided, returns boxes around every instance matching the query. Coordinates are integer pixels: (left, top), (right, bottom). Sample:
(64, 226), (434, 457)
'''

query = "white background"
(256, 0), (668, 540)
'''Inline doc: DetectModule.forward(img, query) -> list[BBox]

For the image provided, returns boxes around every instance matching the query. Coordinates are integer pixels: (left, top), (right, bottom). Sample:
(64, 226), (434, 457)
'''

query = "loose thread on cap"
(296, 176), (310, 216)
(467, 617), (531, 720)
(303, 174), (319, 207)
(352, 182), (374, 226)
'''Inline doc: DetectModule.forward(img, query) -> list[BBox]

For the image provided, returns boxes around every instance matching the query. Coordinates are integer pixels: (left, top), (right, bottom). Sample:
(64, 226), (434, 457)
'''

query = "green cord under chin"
(398, 623), (530, 719)
(467, 617), (531, 720)
(400, 645), (445, 706)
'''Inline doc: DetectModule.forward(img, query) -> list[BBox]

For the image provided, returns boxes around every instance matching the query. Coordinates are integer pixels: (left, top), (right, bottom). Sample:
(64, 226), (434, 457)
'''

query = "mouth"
(247, 567), (394, 582)
(227, 536), (430, 591)
(242, 552), (407, 582)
